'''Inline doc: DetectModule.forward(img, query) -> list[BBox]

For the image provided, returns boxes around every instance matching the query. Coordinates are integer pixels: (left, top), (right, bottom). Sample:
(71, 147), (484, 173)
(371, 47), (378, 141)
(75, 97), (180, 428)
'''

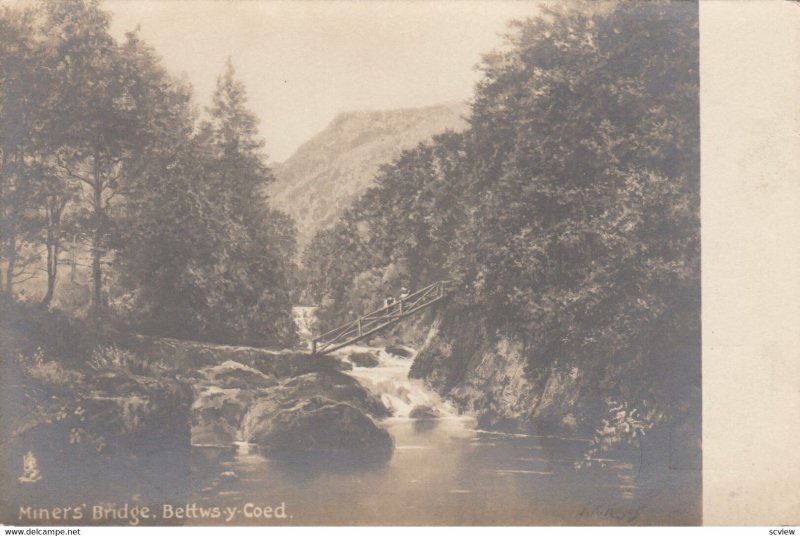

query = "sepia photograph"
(6, 0), (783, 528)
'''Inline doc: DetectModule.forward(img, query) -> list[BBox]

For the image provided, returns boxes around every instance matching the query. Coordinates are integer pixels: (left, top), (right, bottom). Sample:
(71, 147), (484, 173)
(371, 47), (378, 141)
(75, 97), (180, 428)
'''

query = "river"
(181, 308), (698, 525)
(3, 309), (698, 526)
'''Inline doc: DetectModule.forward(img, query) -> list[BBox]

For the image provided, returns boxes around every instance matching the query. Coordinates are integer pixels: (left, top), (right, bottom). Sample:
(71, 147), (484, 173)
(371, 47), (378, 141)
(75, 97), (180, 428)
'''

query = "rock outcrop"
(244, 396), (392, 454)
(410, 312), (593, 434)
(192, 363), (391, 452)
(408, 405), (439, 419)
(348, 351), (381, 368)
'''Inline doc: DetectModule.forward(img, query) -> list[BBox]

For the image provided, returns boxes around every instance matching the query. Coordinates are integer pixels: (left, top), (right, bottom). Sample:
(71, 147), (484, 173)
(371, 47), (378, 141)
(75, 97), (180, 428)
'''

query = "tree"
(1, 1), (298, 345)
(1, 5), (42, 296)
(196, 60), (297, 344)
(117, 59), (297, 346)
(301, 131), (470, 328)
(37, 165), (77, 307)
(42, 0), (133, 315)
(1, 4), (77, 304)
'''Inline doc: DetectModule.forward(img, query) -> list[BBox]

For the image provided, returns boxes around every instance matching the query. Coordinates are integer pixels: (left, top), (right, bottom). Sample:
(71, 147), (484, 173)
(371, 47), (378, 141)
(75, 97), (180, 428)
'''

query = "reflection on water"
(187, 417), (697, 525)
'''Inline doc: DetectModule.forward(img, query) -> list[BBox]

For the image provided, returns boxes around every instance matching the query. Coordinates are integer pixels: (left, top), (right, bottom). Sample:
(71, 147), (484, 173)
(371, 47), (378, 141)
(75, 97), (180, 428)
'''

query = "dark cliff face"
(410, 307), (700, 447)
(410, 310), (595, 435)
(410, 307), (701, 475)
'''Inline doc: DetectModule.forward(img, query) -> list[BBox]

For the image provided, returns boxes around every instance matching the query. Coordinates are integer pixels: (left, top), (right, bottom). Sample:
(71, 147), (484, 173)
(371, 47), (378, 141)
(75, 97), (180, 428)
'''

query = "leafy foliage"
(1, 1), (297, 346)
(304, 1), (700, 428)
(577, 398), (661, 469)
(114, 58), (297, 346)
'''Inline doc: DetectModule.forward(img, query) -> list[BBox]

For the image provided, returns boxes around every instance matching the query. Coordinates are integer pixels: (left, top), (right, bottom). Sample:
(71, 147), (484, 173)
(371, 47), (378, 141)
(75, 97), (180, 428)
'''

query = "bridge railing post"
(311, 339), (317, 355)
(358, 318), (362, 336)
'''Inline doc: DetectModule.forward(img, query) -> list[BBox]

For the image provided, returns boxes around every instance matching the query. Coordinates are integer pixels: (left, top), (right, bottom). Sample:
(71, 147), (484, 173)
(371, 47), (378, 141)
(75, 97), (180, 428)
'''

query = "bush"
(89, 345), (167, 377)
(576, 398), (662, 469)
(16, 347), (82, 386)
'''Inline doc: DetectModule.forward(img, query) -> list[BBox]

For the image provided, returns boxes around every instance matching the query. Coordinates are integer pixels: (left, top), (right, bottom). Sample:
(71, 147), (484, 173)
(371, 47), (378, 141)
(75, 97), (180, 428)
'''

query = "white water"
(335, 344), (462, 419)
(291, 305), (318, 349)
(291, 306), (461, 419)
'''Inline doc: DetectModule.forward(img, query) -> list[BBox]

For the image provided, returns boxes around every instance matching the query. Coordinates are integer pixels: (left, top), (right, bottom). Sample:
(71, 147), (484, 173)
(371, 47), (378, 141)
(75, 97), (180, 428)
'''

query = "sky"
(103, 1), (544, 161)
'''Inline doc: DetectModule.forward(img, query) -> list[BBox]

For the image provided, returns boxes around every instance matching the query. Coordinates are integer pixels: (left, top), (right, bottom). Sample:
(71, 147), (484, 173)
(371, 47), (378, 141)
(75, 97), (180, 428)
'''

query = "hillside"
(267, 102), (470, 252)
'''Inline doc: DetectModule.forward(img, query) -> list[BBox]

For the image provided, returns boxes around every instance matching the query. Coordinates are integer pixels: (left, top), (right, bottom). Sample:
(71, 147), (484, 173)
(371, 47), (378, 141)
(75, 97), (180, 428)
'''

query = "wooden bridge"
(311, 280), (452, 355)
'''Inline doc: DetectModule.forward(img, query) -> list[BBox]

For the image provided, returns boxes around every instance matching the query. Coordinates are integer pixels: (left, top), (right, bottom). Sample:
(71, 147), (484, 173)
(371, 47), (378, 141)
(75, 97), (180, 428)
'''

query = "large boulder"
(245, 396), (393, 454)
(190, 361), (279, 445)
(202, 360), (278, 389)
(191, 387), (256, 445)
(384, 344), (413, 358)
(348, 351), (380, 368)
(409, 405), (440, 419)
(280, 370), (389, 418)
(194, 366), (390, 447)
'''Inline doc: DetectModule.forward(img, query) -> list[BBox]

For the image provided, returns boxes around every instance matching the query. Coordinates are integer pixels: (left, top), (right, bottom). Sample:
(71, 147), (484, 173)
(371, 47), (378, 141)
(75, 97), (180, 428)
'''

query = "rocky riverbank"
(409, 310), (701, 472)
(191, 359), (392, 455)
(409, 312), (587, 434)
(1, 306), (395, 513)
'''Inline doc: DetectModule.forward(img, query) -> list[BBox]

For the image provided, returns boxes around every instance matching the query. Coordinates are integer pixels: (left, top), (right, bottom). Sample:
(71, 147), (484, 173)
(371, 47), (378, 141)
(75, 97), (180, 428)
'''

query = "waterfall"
(292, 306), (318, 343)
(338, 344), (459, 419)
(291, 306), (460, 420)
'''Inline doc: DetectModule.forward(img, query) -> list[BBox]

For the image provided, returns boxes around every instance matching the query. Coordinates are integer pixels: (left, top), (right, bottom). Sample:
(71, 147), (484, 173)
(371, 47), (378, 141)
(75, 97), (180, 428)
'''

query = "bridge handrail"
(311, 280), (451, 354)
(314, 280), (447, 341)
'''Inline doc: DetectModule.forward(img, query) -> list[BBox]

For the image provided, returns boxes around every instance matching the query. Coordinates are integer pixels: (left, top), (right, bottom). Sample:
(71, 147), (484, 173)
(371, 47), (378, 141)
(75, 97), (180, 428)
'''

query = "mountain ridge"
(267, 101), (471, 254)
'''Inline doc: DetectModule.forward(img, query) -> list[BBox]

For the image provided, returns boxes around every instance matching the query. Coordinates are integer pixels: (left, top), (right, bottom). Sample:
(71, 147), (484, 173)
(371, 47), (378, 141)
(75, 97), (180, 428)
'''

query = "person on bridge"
(384, 295), (396, 309)
(399, 287), (410, 301)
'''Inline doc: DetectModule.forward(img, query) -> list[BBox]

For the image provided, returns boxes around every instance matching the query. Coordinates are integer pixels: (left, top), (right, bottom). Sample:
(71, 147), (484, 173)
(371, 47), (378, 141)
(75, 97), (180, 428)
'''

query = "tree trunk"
(1, 150), (14, 297)
(41, 197), (65, 308)
(0, 149), (6, 295)
(5, 220), (17, 297)
(90, 158), (105, 316)
(70, 234), (77, 283)
(42, 228), (56, 307)
(4, 148), (20, 296)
